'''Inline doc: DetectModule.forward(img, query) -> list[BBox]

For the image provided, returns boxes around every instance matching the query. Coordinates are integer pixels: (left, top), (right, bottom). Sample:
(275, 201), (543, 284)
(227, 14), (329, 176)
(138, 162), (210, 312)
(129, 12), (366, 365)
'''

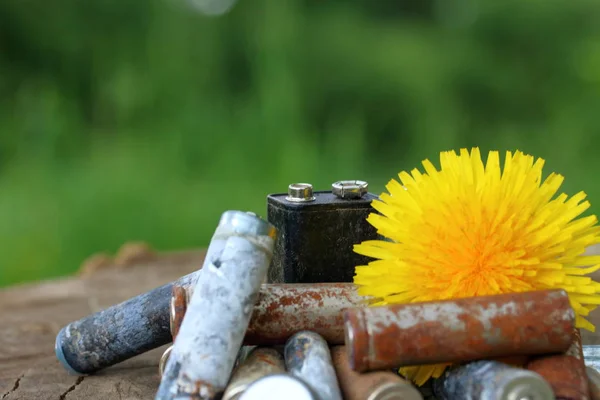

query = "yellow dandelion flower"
(353, 147), (600, 386)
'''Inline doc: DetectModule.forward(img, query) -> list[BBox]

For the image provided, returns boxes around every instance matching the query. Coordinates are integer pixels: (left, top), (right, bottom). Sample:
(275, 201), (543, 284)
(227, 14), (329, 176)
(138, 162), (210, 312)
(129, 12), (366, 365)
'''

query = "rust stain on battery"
(186, 378), (220, 400)
(174, 283), (366, 346)
(527, 328), (590, 400)
(255, 353), (279, 367)
(344, 289), (575, 372)
(171, 285), (188, 340)
(245, 283), (365, 345)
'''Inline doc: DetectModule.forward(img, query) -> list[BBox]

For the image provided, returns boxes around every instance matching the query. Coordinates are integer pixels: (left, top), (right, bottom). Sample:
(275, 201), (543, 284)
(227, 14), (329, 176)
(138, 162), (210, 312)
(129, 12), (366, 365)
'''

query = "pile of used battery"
(54, 182), (597, 399)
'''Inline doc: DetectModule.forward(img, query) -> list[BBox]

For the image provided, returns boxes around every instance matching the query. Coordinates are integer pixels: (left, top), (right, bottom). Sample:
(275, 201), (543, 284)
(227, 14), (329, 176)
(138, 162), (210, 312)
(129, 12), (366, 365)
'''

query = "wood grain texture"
(2, 243), (600, 399)
(0, 244), (206, 400)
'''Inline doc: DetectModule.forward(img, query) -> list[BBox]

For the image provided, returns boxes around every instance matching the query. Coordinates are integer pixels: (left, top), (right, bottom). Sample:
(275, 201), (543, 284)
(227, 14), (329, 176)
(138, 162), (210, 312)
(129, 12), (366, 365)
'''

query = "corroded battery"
(181, 282), (367, 345)
(344, 289), (575, 372)
(585, 345), (600, 372)
(527, 328), (590, 400)
(284, 330), (343, 400)
(159, 287), (256, 378)
(242, 282), (366, 345)
(170, 284), (188, 340)
(266, 181), (379, 283)
(222, 347), (286, 400)
(433, 360), (554, 400)
(330, 346), (423, 400)
(239, 374), (318, 400)
(54, 210), (250, 375)
(245, 283), (367, 345)
(155, 211), (277, 400)
(147, 281), (368, 377)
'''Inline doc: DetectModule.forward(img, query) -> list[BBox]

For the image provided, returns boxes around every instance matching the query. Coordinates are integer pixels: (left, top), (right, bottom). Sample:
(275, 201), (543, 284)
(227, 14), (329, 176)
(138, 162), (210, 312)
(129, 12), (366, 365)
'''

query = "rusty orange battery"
(527, 328), (590, 400)
(244, 283), (366, 345)
(344, 289), (575, 372)
(170, 284), (188, 340)
(183, 282), (366, 345)
(330, 346), (423, 400)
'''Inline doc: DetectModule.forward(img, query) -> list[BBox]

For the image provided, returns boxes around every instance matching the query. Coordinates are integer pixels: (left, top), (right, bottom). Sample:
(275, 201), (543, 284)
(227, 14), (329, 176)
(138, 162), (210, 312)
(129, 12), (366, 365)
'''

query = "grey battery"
(54, 210), (257, 375)
(239, 374), (318, 400)
(433, 360), (554, 400)
(587, 366), (600, 400)
(160, 345), (258, 379)
(585, 345), (600, 372)
(222, 347), (286, 400)
(284, 330), (343, 400)
(266, 181), (380, 283)
(585, 344), (600, 400)
(159, 284), (258, 378)
(155, 211), (277, 400)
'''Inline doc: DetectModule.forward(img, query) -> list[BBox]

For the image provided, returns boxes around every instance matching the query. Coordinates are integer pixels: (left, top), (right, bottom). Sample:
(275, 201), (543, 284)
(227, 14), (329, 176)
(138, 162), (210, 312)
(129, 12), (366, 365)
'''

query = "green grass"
(1, 131), (598, 288)
(1, 0), (600, 287)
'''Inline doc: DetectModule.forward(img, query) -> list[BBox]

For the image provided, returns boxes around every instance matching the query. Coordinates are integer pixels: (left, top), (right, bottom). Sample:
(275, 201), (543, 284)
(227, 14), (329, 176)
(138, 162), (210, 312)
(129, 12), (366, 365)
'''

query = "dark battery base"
(266, 191), (380, 284)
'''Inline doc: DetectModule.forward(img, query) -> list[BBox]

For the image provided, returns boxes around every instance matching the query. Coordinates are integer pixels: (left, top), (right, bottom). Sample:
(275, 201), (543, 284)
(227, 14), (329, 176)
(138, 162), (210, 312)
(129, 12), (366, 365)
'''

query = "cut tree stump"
(0, 243), (206, 400)
(2, 242), (600, 400)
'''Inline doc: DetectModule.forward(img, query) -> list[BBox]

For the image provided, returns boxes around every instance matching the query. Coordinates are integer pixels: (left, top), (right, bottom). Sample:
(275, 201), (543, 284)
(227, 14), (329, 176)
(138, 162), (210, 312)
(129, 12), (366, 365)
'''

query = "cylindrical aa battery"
(239, 374), (318, 400)
(330, 346), (423, 400)
(159, 290), (256, 378)
(186, 282), (365, 345)
(284, 330), (343, 400)
(433, 360), (554, 400)
(344, 289), (575, 372)
(54, 211), (260, 375)
(584, 345), (600, 372)
(222, 347), (286, 400)
(156, 211), (276, 400)
(159, 345), (258, 379)
(527, 329), (590, 400)
(586, 366), (600, 400)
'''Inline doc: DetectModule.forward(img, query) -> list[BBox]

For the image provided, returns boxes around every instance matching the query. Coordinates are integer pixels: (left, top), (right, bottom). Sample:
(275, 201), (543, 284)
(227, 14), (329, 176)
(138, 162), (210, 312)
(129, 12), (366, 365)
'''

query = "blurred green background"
(1, 0), (600, 287)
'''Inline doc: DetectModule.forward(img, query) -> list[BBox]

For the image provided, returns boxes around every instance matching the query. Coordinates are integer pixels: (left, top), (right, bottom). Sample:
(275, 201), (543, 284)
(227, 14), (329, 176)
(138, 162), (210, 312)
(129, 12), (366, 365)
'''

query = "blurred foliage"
(1, 0), (600, 287)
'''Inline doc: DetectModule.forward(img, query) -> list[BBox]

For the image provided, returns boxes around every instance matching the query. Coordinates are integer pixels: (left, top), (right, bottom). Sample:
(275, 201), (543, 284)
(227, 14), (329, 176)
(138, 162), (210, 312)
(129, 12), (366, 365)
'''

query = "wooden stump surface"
(2, 243), (600, 399)
(0, 244), (206, 400)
